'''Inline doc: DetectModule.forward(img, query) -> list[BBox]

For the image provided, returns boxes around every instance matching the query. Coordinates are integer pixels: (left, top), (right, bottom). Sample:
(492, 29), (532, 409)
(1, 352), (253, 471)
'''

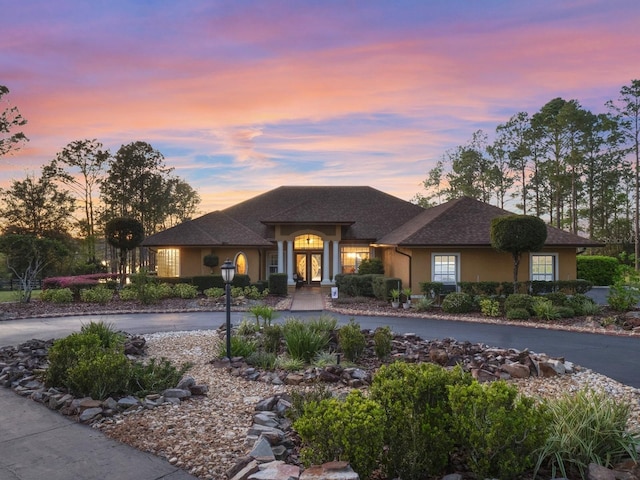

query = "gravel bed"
(94, 329), (640, 480)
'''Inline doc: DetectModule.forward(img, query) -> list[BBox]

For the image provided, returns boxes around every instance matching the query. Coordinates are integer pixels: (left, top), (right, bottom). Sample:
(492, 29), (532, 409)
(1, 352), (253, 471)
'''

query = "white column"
(287, 241), (294, 285)
(332, 241), (340, 283)
(321, 240), (330, 284)
(277, 240), (284, 273)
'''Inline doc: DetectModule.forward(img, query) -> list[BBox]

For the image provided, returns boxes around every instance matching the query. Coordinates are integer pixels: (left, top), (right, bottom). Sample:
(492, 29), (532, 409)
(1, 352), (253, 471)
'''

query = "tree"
(0, 234), (69, 302)
(607, 79), (640, 270)
(105, 217), (144, 285)
(45, 139), (110, 263)
(446, 131), (498, 203)
(490, 215), (547, 293)
(0, 168), (76, 237)
(0, 85), (28, 158)
(499, 112), (531, 213)
(413, 160), (444, 208)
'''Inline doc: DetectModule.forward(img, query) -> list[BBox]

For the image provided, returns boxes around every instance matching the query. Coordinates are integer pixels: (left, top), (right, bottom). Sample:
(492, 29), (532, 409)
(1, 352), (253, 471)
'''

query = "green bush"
(370, 362), (471, 480)
(41, 288), (74, 303)
(155, 282), (174, 299)
(555, 306), (576, 318)
(248, 305), (277, 328)
(204, 287), (225, 299)
(80, 321), (124, 349)
(335, 274), (381, 297)
(357, 258), (384, 275)
(80, 285), (114, 304)
(283, 318), (329, 363)
(128, 357), (192, 396)
(577, 255), (620, 286)
(504, 293), (534, 314)
(173, 283), (198, 299)
(479, 297), (501, 317)
(542, 291), (567, 306)
(268, 273), (288, 295)
(506, 307), (530, 320)
(45, 332), (103, 388)
(441, 292), (474, 313)
(419, 281), (443, 299)
(338, 319), (367, 362)
(246, 350), (277, 370)
(287, 384), (333, 422)
(373, 326), (393, 360)
(118, 285), (138, 301)
(535, 389), (640, 479)
(192, 275), (223, 292)
(459, 281), (500, 296)
(261, 324), (283, 353)
(307, 314), (338, 334)
(243, 285), (269, 300)
(607, 282), (640, 311)
(66, 349), (131, 399)
(294, 390), (385, 480)
(412, 296), (435, 312)
(532, 297), (560, 320)
(449, 380), (548, 480)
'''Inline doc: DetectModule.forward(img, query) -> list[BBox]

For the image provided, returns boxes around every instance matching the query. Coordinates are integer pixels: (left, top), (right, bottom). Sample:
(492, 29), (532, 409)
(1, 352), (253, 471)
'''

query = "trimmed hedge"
(268, 273), (288, 295)
(576, 255), (620, 286)
(334, 273), (382, 297)
(371, 276), (402, 301)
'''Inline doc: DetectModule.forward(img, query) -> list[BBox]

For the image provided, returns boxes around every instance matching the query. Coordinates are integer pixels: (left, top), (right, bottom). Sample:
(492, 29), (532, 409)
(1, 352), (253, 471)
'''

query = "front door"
(296, 253), (322, 285)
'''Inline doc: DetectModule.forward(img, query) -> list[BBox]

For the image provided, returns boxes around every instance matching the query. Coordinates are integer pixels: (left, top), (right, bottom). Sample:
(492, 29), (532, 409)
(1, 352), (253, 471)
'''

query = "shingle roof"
(376, 196), (602, 247)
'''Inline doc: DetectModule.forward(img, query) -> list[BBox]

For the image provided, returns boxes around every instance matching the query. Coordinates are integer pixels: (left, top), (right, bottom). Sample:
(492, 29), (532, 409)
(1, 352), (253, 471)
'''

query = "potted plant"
(390, 288), (400, 308)
(402, 287), (412, 309)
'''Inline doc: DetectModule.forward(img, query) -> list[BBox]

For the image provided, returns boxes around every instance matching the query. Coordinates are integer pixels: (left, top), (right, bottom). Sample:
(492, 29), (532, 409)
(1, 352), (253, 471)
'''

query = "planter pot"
(391, 301), (400, 308)
(403, 302), (411, 309)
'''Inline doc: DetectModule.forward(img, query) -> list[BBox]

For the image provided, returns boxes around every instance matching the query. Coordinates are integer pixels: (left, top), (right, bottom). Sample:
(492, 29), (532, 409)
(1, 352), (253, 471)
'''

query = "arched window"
(294, 234), (323, 250)
(235, 252), (247, 275)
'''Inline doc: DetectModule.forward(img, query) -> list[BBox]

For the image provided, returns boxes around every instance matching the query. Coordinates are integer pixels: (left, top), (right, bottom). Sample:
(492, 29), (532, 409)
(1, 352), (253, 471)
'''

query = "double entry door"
(295, 253), (322, 285)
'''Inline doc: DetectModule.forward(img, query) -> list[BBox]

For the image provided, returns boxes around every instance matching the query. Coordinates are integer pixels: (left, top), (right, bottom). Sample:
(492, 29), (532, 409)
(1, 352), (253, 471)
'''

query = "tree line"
(0, 86), (201, 281)
(413, 80), (640, 266)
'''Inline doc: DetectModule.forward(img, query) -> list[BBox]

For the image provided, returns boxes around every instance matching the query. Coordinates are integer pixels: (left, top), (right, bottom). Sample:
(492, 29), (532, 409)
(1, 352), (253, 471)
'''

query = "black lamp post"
(220, 258), (236, 360)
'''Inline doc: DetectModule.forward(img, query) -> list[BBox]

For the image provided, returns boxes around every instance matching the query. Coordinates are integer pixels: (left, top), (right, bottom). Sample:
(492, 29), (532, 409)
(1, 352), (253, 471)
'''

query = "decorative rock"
(501, 362), (531, 379)
(300, 461), (358, 480)
(249, 461), (300, 480)
(284, 374), (304, 385)
(176, 375), (196, 390)
(162, 388), (191, 399)
(588, 462), (616, 480)
(189, 384), (209, 396)
(229, 460), (260, 480)
(249, 436), (276, 462)
(117, 396), (141, 409)
(79, 407), (103, 423)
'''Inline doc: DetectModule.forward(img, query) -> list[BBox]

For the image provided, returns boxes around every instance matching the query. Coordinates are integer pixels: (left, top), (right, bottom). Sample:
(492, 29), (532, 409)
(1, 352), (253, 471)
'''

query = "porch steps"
(290, 287), (324, 311)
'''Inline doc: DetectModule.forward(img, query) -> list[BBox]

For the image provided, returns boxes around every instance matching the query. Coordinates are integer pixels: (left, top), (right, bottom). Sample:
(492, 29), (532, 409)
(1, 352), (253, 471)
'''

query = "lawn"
(0, 290), (41, 302)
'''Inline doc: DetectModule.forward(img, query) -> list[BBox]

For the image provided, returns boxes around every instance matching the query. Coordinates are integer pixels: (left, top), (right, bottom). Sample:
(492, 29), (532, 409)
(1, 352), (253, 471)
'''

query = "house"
(142, 186), (600, 293)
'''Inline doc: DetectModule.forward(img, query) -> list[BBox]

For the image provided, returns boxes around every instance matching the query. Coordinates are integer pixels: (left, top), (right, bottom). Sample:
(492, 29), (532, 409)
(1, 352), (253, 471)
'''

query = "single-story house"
(142, 186), (600, 293)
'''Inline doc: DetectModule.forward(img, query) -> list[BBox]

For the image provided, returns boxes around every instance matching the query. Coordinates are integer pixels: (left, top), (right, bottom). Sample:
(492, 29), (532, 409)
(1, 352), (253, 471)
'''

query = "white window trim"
(431, 253), (460, 285)
(530, 253), (558, 282)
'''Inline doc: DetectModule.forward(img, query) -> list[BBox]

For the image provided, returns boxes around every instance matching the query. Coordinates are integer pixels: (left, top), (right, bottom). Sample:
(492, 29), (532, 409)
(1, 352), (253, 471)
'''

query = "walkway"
(289, 287), (324, 311)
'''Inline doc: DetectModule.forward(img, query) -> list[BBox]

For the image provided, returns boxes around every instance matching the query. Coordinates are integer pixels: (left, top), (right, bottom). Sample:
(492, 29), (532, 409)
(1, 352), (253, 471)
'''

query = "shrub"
(246, 350), (277, 370)
(66, 349), (131, 399)
(506, 307), (530, 320)
(335, 274), (381, 297)
(504, 293), (534, 314)
(555, 306), (576, 318)
(535, 389), (640, 479)
(441, 292), (474, 313)
(204, 287), (225, 299)
(192, 275), (222, 292)
(607, 282), (640, 311)
(338, 319), (367, 362)
(261, 324), (283, 353)
(283, 318), (329, 363)
(579, 300), (602, 316)
(412, 296), (434, 312)
(373, 326), (393, 360)
(287, 383), (333, 422)
(154, 282), (174, 299)
(248, 305), (277, 328)
(566, 293), (594, 315)
(479, 297), (501, 317)
(237, 319), (259, 336)
(218, 335), (257, 358)
(128, 357), (192, 396)
(449, 380), (549, 480)
(80, 321), (124, 349)
(419, 281), (443, 299)
(243, 285), (269, 300)
(41, 287), (74, 303)
(532, 297), (560, 321)
(173, 283), (198, 299)
(80, 285), (114, 304)
(45, 332), (103, 388)
(268, 273), (288, 295)
(370, 362), (471, 480)
(542, 291), (567, 306)
(118, 285), (138, 301)
(294, 390), (385, 480)
(274, 355), (305, 371)
(577, 255), (620, 286)
(307, 314), (338, 334)
(357, 258), (384, 275)
(459, 281), (500, 296)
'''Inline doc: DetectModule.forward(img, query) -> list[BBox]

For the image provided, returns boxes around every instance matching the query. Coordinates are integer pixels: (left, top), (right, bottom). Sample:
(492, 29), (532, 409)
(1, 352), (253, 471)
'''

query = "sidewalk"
(0, 387), (197, 480)
(289, 287), (324, 311)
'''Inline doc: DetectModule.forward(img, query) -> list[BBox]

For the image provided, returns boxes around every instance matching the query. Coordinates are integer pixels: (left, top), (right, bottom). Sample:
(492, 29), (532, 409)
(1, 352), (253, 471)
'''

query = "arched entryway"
(294, 234), (323, 285)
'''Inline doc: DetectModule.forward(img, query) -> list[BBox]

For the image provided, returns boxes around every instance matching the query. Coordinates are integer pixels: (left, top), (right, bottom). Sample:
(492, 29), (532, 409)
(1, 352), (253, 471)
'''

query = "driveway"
(1, 310), (639, 388)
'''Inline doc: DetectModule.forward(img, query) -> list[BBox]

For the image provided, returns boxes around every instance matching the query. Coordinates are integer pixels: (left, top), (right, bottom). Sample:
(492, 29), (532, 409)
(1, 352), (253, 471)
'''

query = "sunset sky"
(1, 0), (639, 213)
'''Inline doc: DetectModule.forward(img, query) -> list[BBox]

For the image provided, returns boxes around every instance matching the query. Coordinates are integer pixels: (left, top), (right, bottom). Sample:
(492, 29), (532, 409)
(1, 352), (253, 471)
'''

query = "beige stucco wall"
(382, 246), (579, 294)
(178, 247), (266, 281)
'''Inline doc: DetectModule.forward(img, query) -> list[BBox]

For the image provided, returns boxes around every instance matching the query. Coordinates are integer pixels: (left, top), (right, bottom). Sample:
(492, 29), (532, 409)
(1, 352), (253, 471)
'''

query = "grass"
(0, 290), (42, 302)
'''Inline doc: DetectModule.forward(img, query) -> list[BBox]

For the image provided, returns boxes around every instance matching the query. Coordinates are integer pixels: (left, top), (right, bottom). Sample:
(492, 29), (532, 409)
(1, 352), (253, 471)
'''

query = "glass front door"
(296, 253), (322, 284)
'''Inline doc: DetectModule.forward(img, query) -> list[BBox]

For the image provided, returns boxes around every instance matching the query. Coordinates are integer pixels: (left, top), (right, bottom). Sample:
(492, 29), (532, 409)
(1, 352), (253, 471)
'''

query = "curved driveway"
(1, 310), (638, 388)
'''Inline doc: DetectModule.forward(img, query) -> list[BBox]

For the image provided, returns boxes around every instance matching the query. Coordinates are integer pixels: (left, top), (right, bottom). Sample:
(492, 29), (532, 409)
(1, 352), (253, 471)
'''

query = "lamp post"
(220, 258), (236, 360)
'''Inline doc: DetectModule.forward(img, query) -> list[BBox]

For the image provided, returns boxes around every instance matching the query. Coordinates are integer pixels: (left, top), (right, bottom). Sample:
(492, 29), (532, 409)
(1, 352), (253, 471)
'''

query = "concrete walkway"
(289, 287), (324, 311)
(0, 387), (197, 480)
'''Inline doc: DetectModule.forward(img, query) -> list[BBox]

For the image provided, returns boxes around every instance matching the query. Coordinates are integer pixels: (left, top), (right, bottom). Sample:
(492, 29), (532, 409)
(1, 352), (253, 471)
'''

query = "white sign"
(331, 287), (338, 299)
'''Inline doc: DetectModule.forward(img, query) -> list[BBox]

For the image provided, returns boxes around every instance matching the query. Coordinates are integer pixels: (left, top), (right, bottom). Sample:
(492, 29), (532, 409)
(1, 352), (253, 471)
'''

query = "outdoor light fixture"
(220, 258), (235, 360)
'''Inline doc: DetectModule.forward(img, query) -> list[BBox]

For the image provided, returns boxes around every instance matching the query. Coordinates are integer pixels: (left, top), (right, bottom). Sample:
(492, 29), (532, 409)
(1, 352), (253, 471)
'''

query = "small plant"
(261, 324), (283, 353)
(173, 283), (198, 299)
(607, 282), (640, 312)
(312, 350), (339, 367)
(479, 297), (501, 317)
(532, 297), (560, 320)
(413, 296), (434, 312)
(441, 292), (474, 313)
(506, 307), (530, 320)
(204, 287), (225, 299)
(248, 305), (277, 328)
(283, 318), (329, 363)
(504, 293), (534, 314)
(294, 390), (385, 480)
(237, 318), (259, 336)
(373, 326), (393, 360)
(80, 321), (124, 349)
(156, 282), (174, 299)
(402, 287), (412, 303)
(217, 335), (257, 358)
(287, 383), (334, 422)
(41, 288), (74, 303)
(338, 319), (367, 362)
(246, 350), (277, 370)
(307, 314), (338, 333)
(555, 306), (575, 318)
(128, 357), (192, 396)
(118, 285), (138, 301)
(580, 300), (602, 315)
(534, 388), (640, 479)
(80, 285), (114, 304)
(274, 354), (305, 371)
(389, 288), (400, 303)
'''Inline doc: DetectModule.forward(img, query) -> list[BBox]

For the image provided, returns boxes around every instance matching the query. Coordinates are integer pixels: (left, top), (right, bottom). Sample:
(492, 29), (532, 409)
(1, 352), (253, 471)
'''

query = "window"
(235, 252), (247, 275)
(531, 254), (556, 281)
(156, 248), (180, 277)
(295, 234), (323, 250)
(340, 246), (371, 273)
(432, 254), (458, 284)
(268, 253), (278, 275)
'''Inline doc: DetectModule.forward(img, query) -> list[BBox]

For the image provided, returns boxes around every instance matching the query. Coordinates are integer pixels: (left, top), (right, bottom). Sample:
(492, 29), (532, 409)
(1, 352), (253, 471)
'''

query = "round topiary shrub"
(504, 293), (535, 314)
(441, 292), (474, 313)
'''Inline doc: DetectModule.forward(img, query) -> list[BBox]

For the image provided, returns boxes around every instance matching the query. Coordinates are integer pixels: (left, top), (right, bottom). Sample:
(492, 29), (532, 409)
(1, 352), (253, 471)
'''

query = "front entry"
(296, 253), (322, 285)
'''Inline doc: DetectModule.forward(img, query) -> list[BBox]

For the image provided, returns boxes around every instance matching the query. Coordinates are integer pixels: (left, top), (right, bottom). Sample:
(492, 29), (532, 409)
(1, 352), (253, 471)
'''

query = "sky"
(1, 0), (639, 213)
